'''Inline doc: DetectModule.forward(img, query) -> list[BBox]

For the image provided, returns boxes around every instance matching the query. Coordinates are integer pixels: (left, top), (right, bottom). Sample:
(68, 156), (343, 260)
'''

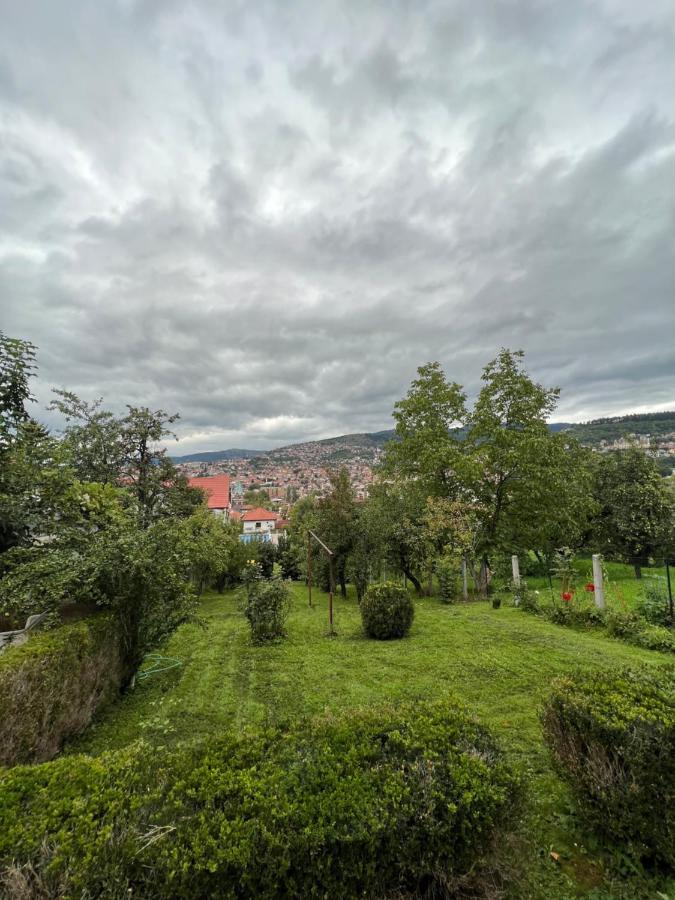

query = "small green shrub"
(605, 608), (643, 639)
(633, 624), (675, 653)
(435, 556), (460, 603)
(637, 580), (673, 627)
(0, 616), (125, 766)
(0, 698), (523, 899)
(510, 579), (537, 611)
(541, 666), (675, 866)
(243, 577), (290, 643)
(360, 582), (414, 639)
(544, 600), (605, 629)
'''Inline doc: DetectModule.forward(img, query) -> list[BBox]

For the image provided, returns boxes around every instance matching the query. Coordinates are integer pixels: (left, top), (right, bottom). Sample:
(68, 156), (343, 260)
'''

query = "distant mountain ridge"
(171, 412), (675, 464)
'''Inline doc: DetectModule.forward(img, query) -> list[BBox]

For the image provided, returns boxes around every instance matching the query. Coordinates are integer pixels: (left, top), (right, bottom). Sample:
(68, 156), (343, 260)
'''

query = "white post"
(511, 555), (521, 586)
(511, 555), (521, 606)
(592, 554), (604, 609)
(462, 557), (468, 601)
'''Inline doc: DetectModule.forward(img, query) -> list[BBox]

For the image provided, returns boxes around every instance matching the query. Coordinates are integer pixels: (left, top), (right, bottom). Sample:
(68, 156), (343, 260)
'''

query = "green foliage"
(0, 698), (522, 899)
(182, 508), (246, 592)
(510, 579), (537, 611)
(435, 553), (461, 603)
(591, 446), (674, 574)
(383, 361), (467, 498)
(243, 487), (271, 507)
(0, 519), (199, 669)
(257, 540), (276, 578)
(360, 581), (415, 639)
(541, 666), (675, 866)
(0, 617), (125, 765)
(243, 577), (291, 643)
(367, 481), (429, 595)
(636, 578), (673, 626)
(316, 468), (358, 597)
(466, 351), (593, 568)
(0, 331), (36, 450)
(277, 533), (301, 580)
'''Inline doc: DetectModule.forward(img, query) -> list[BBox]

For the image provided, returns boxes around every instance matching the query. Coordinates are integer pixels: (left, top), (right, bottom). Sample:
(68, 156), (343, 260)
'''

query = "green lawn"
(70, 584), (673, 898)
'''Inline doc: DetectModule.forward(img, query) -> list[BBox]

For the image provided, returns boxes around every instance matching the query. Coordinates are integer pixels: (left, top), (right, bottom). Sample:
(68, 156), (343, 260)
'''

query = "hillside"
(562, 411), (675, 445)
(172, 412), (675, 466)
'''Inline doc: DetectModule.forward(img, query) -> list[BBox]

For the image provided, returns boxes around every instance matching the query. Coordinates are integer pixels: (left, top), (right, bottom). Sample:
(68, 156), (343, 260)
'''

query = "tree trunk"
(476, 555), (490, 598)
(634, 563), (642, 579)
(403, 567), (423, 595)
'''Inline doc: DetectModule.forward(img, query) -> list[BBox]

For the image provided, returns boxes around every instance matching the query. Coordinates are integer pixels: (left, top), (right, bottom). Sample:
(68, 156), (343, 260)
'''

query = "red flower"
(562, 592), (572, 602)
(585, 583), (595, 593)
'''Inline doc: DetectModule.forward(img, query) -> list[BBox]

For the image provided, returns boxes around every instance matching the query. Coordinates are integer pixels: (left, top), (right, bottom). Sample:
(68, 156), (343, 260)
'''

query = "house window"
(255, 521), (261, 528)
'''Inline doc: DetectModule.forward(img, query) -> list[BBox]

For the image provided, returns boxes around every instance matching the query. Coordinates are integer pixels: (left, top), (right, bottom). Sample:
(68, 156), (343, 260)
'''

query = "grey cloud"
(1, 0), (674, 452)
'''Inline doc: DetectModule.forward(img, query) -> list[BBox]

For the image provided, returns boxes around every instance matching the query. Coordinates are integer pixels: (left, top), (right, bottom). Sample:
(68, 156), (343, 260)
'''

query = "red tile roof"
(188, 475), (231, 509)
(241, 507), (278, 522)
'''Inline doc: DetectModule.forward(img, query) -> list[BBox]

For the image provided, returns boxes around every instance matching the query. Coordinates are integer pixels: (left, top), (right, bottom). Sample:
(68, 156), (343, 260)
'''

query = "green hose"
(136, 653), (182, 681)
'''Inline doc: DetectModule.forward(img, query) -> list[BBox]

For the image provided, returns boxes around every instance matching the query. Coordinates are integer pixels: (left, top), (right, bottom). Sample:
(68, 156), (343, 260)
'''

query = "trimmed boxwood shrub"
(541, 666), (675, 866)
(0, 698), (523, 899)
(360, 581), (414, 639)
(0, 616), (126, 766)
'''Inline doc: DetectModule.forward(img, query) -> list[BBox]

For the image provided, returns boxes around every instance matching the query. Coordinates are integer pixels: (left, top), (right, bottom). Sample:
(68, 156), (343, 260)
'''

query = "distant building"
(187, 475), (231, 519)
(240, 507), (280, 545)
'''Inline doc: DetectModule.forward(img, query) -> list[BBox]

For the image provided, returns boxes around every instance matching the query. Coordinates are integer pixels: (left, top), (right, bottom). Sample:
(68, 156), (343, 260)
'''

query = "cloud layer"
(2, 0), (674, 451)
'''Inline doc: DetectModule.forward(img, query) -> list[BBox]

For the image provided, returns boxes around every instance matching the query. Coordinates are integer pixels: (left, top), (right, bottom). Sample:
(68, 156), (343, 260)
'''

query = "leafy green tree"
(258, 540), (276, 578)
(316, 468), (358, 598)
(181, 508), (245, 593)
(382, 361), (467, 498)
(288, 494), (319, 583)
(0, 332), (36, 450)
(367, 481), (430, 595)
(49, 390), (125, 485)
(0, 421), (75, 554)
(244, 488), (271, 507)
(277, 533), (301, 580)
(464, 349), (590, 593)
(591, 447), (674, 577)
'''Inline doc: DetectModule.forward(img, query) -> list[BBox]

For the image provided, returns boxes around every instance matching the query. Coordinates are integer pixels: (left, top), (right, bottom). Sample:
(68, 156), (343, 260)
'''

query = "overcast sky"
(2, 0), (674, 452)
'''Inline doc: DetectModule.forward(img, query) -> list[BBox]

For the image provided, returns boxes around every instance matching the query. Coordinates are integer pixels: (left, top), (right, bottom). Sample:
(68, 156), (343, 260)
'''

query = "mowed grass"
(70, 583), (673, 898)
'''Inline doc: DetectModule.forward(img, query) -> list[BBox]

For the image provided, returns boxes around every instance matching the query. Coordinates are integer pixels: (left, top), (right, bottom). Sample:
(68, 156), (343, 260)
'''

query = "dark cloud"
(1, 0), (674, 452)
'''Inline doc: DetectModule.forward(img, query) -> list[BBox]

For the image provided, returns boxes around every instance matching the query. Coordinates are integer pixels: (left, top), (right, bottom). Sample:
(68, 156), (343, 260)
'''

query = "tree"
(382, 362), (467, 498)
(277, 533), (301, 580)
(367, 481), (430, 595)
(244, 488), (271, 507)
(591, 447), (674, 577)
(464, 349), (589, 593)
(288, 494), (319, 583)
(48, 390), (125, 485)
(0, 421), (75, 554)
(316, 469), (358, 598)
(0, 332), (36, 450)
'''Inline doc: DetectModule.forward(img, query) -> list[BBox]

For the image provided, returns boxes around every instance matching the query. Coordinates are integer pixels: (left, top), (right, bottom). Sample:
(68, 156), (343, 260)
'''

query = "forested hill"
(172, 413), (675, 464)
(563, 412), (675, 445)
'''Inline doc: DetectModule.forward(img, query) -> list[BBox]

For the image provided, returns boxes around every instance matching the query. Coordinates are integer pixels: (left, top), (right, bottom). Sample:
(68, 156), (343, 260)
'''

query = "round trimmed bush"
(360, 581), (414, 639)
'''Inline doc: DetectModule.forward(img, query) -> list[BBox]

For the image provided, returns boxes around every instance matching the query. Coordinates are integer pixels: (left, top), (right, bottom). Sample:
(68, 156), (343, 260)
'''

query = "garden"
(1, 334), (674, 898)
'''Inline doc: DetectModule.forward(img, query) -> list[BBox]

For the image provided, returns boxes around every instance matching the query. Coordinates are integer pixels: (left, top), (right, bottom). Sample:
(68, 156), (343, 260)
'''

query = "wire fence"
(510, 553), (674, 622)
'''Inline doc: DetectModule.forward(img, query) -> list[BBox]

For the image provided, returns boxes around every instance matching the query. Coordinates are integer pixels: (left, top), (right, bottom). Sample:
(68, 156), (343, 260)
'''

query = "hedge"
(541, 666), (675, 866)
(0, 698), (523, 899)
(0, 616), (126, 766)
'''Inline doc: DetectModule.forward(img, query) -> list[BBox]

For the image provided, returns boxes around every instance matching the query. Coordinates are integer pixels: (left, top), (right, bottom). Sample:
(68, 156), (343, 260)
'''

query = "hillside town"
(176, 434), (382, 506)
